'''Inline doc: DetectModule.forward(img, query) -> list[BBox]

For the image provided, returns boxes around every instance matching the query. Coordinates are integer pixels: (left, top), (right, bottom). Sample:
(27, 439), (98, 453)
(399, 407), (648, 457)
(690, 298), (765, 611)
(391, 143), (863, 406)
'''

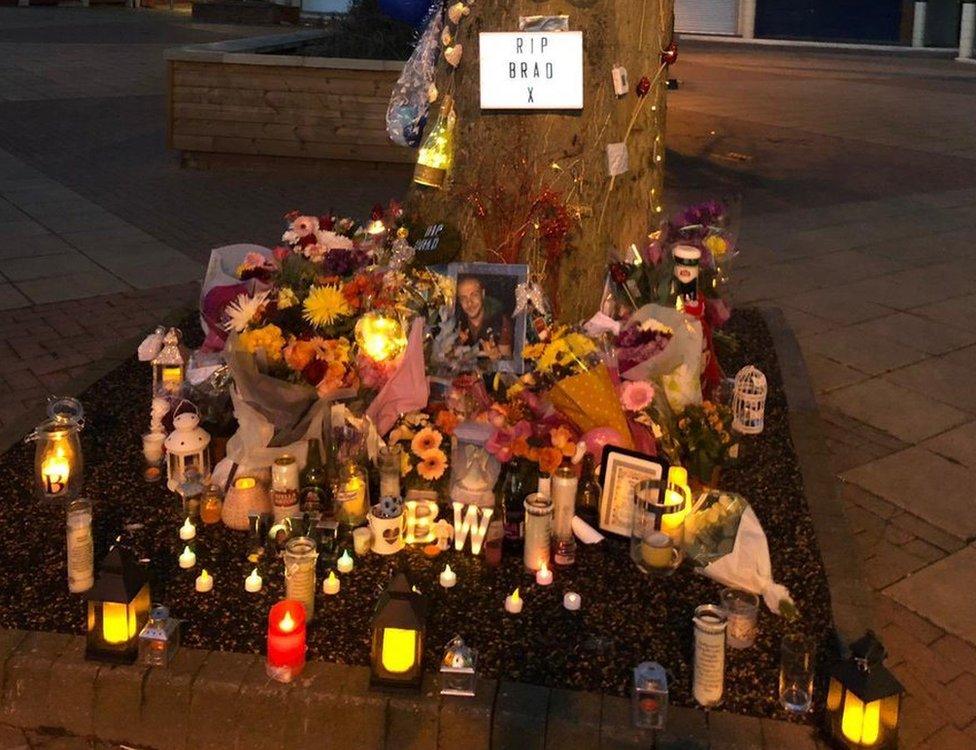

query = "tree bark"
(404, 0), (674, 321)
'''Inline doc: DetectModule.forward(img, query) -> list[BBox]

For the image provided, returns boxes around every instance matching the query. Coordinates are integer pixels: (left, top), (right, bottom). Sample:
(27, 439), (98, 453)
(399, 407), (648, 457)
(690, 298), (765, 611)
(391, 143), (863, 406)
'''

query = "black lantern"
(370, 572), (427, 689)
(827, 631), (903, 749)
(86, 548), (151, 664)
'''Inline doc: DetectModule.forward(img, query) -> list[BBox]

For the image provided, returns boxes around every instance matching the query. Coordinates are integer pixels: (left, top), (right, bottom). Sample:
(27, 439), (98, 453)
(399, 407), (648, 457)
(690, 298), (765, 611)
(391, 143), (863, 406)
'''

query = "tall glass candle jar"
(66, 498), (94, 593)
(378, 449), (401, 499)
(28, 396), (85, 503)
(693, 604), (727, 707)
(334, 460), (369, 528)
(283, 536), (318, 620)
(550, 464), (577, 567)
(523, 493), (553, 573)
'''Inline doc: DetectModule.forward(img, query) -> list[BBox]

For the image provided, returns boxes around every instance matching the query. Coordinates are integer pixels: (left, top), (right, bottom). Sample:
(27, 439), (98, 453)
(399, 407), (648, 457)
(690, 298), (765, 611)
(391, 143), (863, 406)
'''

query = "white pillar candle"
(245, 568), (263, 593)
(337, 549), (354, 574)
(439, 564), (457, 589)
(195, 569), (213, 592)
(563, 592), (581, 611)
(353, 527), (372, 555)
(535, 562), (553, 586)
(322, 570), (340, 595)
(504, 588), (523, 614)
(179, 518), (196, 541)
(179, 545), (196, 569)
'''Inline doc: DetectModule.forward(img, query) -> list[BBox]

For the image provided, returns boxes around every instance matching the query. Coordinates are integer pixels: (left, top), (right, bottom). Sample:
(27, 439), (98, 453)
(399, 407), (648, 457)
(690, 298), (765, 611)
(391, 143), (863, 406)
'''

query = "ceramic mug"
(367, 508), (405, 555)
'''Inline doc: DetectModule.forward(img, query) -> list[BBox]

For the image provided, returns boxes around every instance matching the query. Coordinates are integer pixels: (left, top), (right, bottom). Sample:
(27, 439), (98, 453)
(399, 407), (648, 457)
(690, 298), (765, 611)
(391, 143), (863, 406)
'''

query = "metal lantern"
(164, 411), (211, 492)
(86, 548), (151, 664)
(827, 632), (903, 749)
(370, 572), (427, 689)
(632, 661), (669, 730)
(440, 635), (477, 697)
(152, 327), (188, 396)
(27, 396), (85, 503)
(731, 365), (767, 435)
(138, 605), (181, 667)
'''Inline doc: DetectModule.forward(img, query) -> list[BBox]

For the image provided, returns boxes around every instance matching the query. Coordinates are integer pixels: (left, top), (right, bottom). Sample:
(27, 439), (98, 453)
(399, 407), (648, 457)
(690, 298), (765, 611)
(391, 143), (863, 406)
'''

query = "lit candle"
(179, 518), (196, 541)
(563, 592), (581, 611)
(353, 527), (372, 556)
(179, 545), (196, 569)
(504, 588), (523, 614)
(337, 549), (354, 574)
(535, 562), (553, 586)
(245, 568), (263, 593)
(195, 569), (213, 592)
(322, 571), (340, 595)
(266, 599), (306, 683)
(41, 449), (71, 497)
(439, 564), (457, 589)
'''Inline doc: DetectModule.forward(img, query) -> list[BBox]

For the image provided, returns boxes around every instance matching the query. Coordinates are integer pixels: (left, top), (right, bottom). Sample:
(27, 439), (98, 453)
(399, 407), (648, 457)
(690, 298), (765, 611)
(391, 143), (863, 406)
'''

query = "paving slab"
(847, 312), (976, 356)
(772, 285), (890, 325)
(885, 358), (976, 415)
(825, 378), (969, 443)
(802, 325), (927, 376)
(886, 546), (976, 647)
(920, 421), (976, 469)
(843, 447), (976, 539)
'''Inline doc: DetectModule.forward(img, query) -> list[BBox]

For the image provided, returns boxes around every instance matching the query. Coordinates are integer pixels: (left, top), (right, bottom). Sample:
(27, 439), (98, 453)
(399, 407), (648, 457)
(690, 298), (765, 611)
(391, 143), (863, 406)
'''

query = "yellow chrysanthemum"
(303, 285), (351, 328)
(238, 324), (285, 363)
(565, 332), (596, 358)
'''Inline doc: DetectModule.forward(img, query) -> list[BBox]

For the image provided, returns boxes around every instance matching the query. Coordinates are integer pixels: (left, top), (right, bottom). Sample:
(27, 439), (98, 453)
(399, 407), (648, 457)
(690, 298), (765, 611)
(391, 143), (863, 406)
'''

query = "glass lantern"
(449, 421), (500, 508)
(370, 572), (427, 690)
(632, 661), (669, 730)
(86, 548), (151, 664)
(440, 635), (477, 697)
(27, 396), (85, 503)
(164, 410), (211, 492)
(827, 632), (903, 749)
(138, 605), (181, 667)
(151, 327), (188, 396)
(178, 467), (205, 523)
(630, 467), (690, 577)
(355, 312), (407, 363)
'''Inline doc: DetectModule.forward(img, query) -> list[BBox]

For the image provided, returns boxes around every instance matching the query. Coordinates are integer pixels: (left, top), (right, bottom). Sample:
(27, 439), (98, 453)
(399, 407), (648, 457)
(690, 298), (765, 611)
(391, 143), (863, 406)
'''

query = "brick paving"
(0, 6), (973, 749)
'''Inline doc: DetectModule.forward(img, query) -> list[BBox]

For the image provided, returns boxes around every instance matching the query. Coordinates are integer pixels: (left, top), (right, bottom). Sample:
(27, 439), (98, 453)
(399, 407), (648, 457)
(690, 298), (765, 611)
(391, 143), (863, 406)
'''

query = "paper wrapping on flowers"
(683, 489), (794, 616)
(547, 363), (634, 450)
(222, 334), (355, 474)
(618, 304), (703, 412)
(365, 318), (430, 436)
(199, 244), (273, 351)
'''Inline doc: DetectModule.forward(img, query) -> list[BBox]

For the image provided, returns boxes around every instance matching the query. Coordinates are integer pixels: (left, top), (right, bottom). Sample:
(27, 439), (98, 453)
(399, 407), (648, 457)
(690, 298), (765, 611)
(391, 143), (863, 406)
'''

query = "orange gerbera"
(537, 446), (564, 475)
(411, 426), (443, 457)
(417, 448), (448, 481)
(435, 409), (460, 436)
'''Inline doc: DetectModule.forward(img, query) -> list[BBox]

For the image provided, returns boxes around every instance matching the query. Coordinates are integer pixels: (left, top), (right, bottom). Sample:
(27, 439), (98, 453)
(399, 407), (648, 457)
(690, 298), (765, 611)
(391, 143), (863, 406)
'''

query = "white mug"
(367, 508), (405, 555)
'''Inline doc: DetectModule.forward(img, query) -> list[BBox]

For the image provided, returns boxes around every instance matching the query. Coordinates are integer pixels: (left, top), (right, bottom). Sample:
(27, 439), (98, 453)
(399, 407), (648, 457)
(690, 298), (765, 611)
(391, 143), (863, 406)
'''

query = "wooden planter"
(165, 32), (411, 167)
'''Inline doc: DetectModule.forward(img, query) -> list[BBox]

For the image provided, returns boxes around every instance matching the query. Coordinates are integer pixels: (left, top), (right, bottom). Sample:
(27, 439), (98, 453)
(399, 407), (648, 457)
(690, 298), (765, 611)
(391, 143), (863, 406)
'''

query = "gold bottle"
(413, 95), (456, 189)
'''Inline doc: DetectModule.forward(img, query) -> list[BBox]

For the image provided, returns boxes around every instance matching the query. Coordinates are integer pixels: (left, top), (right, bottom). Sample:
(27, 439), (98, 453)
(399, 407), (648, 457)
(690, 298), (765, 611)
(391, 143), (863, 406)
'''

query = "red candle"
(266, 599), (306, 683)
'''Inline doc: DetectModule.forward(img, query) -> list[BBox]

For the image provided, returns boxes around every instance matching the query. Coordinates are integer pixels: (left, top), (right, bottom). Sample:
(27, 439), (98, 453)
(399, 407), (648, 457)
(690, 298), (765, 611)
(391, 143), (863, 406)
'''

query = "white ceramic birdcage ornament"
(731, 366), (767, 435)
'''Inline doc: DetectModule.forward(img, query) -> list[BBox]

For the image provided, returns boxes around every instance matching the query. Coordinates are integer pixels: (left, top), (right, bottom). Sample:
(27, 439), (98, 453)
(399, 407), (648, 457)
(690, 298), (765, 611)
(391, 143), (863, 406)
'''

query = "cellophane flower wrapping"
(386, 8), (442, 148)
(547, 363), (634, 450)
(683, 489), (795, 616)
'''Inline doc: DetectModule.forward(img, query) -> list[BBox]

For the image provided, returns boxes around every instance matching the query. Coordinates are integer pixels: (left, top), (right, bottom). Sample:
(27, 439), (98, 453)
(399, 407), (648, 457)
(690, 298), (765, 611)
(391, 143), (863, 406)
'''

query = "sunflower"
(416, 448), (448, 481)
(411, 426), (443, 457)
(303, 285), (351, 328)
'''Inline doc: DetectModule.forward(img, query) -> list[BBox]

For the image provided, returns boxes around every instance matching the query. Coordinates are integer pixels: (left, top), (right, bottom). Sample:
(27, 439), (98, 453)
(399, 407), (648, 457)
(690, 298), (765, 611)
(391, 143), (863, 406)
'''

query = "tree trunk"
(404, 0), (674, 321)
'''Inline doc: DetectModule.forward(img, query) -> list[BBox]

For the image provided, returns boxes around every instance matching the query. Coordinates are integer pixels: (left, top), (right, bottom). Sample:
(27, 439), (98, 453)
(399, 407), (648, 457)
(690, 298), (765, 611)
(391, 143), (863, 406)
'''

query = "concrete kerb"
(759, 306), (874, 647)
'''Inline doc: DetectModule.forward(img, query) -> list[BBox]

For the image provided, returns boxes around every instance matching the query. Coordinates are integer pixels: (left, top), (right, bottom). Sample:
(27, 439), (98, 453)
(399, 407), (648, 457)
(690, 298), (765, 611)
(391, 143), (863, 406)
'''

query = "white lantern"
(731, 366), (767, 435)
(164, 411), (211, 491)
(151, 328), (188, 396)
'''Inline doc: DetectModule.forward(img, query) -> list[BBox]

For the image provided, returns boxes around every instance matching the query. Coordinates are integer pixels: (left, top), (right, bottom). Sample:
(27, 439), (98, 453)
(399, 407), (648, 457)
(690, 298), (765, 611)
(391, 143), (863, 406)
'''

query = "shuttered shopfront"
(675, 0), (740, 35)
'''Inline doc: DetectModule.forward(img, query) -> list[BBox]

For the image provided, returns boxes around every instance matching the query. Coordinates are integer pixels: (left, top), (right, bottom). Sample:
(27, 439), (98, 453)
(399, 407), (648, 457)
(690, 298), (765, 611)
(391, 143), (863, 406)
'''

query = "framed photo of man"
(447, 263), (529, 374)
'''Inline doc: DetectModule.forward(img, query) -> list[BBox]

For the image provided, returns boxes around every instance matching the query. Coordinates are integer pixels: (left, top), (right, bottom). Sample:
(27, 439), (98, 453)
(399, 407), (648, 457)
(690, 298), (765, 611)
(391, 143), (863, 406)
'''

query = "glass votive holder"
(142, 433), (165, 483)
(779, 634), (815, 714)
(720, 588), (759, 649)
(352, 526), (372, 556)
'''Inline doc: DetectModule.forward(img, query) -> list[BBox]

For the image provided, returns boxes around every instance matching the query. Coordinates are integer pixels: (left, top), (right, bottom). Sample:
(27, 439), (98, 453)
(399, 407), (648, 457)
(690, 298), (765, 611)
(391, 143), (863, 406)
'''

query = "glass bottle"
(300, 438), (330, 516)
(551, 462), (577, 567)
(378, 448), (401, 499)
(66, 498), (94, 593)
(413, 94), (456, 189)
(334, 460), (369, 527)
(199, 484), (223, 525)
(500, 457), (535, 552)
(576, 453), (601, 528)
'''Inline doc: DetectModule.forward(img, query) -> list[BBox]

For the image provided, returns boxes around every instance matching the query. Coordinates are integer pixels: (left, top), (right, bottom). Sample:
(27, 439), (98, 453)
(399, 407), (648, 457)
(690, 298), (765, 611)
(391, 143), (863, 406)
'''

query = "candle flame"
(444, 564), (452, 574)
(279, 610), (296, 633)
(248, 568), (260, 581)
(200, 569), (210, 580)
(540, 562), (548, 574)
(234, 476), (257, 490)
(511, 588), (520, 602)
(182, 545), (192, 556)
(327, 571), (338, 583)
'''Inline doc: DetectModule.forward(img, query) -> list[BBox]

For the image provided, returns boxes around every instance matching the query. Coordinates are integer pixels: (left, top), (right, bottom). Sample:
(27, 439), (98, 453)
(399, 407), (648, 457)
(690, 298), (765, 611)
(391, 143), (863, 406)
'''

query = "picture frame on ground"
(597, 446), (669, 536)
(447, 263), (528, 374)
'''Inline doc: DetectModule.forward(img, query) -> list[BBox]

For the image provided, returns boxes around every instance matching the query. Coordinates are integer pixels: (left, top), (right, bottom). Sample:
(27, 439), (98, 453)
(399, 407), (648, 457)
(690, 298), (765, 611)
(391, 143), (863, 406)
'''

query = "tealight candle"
(563, 591), (581, 611)
(439, 564), (457, 589)
(179, 545), (196, 569)
(245, 568), (263, 593)
(179, 518), (196, 541)
(337, 549), (354, 574)
(535, 562), (553, 586)
(195, 569), (213, 593)
(504, 588), (523, 614)
(322, 570), (340, 595)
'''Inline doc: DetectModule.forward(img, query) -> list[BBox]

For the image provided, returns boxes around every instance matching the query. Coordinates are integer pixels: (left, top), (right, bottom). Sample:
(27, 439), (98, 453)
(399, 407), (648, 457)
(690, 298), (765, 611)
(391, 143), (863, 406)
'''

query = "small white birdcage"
(732, 366), (767, 435)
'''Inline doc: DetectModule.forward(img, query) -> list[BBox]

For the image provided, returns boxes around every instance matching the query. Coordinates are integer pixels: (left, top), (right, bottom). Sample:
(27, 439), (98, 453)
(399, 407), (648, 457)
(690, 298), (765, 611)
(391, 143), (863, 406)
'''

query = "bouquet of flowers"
(387, 410), (453, 492)
(485, 418), (578, 475)
(683, 489), (796, 617)
(656, 400), (737, 487)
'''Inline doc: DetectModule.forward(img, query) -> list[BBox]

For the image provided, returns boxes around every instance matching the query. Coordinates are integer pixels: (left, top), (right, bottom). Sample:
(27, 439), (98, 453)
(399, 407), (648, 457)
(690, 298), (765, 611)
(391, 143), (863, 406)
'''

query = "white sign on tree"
(479, 32), (584, 110)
